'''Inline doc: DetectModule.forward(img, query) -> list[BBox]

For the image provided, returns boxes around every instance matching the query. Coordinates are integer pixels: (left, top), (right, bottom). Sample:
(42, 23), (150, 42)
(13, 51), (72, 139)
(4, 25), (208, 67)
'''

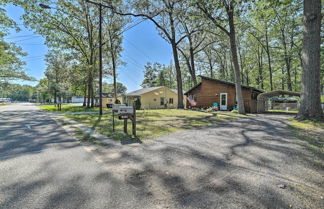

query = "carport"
(257, 90), (300, 113)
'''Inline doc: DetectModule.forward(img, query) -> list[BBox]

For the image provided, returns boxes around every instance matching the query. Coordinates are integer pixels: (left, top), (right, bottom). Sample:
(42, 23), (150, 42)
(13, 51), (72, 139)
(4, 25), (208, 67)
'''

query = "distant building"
(94, 93), (123, 107)
(0, 98), (12, 103)
(71, 96), (84, 103)
(125, 86), (185, 109)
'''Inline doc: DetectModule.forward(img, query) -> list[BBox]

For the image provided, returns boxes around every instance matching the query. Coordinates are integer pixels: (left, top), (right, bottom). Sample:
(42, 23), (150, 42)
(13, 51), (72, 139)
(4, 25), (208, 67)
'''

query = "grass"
(0, 103), (10, 107)
(267, 109), (298, 113)
(39, 104), (109, 112)
(64, 109), (247, 141)
(287, 118), (324, 167)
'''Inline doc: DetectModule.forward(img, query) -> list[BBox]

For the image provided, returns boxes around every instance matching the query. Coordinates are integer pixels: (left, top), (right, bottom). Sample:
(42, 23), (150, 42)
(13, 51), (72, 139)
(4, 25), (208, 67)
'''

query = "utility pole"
(86, 0), (103, 115)
(99, 3), (103, 115)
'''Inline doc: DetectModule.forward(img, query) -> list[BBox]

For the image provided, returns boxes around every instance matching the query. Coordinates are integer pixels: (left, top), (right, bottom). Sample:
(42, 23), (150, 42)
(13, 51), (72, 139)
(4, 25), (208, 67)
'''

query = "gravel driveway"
(88, 114), (324, 209)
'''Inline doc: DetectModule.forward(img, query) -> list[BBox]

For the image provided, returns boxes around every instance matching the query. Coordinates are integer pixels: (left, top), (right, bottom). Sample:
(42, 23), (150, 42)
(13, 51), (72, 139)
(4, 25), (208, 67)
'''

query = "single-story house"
(125, 86), (185, 109)
(95, 93), (123, 107)
(184, 76), (263, 113)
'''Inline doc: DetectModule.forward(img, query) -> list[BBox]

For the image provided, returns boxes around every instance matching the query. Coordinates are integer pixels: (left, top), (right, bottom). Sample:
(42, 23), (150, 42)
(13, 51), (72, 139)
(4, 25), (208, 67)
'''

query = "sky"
(4, 4), (173, 92)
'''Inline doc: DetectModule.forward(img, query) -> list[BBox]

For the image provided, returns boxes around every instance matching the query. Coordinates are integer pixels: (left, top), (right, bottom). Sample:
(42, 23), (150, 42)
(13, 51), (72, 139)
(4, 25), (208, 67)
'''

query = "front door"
(220, 93), (228, 110)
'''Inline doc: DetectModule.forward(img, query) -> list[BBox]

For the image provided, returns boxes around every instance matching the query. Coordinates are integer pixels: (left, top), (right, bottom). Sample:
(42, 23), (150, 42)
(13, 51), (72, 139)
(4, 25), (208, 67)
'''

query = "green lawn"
(287, 119), (324, 167)
(0, 103), (9, 107)
(267, 109), (298, 113)
(39, 104), (109, 112)
(64, 109), (247, 141)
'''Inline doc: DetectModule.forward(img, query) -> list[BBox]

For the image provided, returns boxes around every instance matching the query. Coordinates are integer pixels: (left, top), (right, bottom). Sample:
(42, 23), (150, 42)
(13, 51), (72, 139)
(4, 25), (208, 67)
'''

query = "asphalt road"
(0, 103), (151, 209)
(0, 103), (323, 209)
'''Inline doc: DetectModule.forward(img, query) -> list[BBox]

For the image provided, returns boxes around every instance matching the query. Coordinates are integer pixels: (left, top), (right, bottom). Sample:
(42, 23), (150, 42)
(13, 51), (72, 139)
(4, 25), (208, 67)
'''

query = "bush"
(134, 98), (141, 110)
(115, 99), (121, 104)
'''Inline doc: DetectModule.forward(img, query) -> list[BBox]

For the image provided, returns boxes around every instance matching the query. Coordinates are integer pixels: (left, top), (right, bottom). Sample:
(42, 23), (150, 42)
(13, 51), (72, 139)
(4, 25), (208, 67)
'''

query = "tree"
(196, 0), (246, 114)
(0, 4), (32, 83)
(102, 82), (127, 94)
(0, 83), (34, 101)
(44, 50), (71, 104)
(107, 0), (186, 108)
(297, 0), (323, 120)
(14, 0), (126, 108)
(141, 62), (159, 88)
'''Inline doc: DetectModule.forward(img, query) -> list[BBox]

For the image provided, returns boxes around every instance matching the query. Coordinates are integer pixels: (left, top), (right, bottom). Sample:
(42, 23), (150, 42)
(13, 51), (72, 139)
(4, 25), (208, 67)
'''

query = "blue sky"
(4, 4), (172, 92)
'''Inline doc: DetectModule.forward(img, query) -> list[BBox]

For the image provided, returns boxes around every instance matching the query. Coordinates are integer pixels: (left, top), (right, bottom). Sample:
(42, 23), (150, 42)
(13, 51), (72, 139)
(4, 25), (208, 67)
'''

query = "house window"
(169, 98), (173, 104)
(160, 97), (164, 106)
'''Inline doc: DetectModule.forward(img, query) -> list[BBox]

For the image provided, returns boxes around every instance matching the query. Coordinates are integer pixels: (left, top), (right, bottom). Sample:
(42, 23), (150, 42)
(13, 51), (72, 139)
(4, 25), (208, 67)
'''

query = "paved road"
(0, 103), (323, 209)
(0, 103), (151, 209)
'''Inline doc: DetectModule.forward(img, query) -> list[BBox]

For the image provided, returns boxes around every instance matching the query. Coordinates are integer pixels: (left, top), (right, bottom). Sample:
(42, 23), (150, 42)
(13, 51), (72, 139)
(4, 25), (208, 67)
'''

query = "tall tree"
(196, 0), (246, 113)
(107, 0), (186, 108)
(14, 0), (126, 108)
(0, 3), (32, 83)
(297, 0), (323, 120)
(44, 50), (71, 104)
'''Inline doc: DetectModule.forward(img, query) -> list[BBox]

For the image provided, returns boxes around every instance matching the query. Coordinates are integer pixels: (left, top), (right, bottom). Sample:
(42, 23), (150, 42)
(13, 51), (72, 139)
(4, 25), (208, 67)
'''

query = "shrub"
(134, 98), (141, 110)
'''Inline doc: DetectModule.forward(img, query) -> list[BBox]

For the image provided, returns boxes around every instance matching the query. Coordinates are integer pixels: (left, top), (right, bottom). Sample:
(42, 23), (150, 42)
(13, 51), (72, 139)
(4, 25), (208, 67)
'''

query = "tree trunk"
(189, 41), (197, 86)
(297, 0), (323, 120)
(179, 48), (195, 86)
(238, 42), (245, 85)
(208, 57), (214, 78)
(169, 12), (184, 109)
(281, 29), (293, 91)
(171, 42), (184, 109)
(54, 90), (57, 104)
(265, 27), (273, 91)
(90, 81), (94, 108)
(227, 4), (245, 114)
(109, 34), (118, 101)
(87, 73), (91, 108)
(83, 84), (87, 106)
(257, 45), (264, 90)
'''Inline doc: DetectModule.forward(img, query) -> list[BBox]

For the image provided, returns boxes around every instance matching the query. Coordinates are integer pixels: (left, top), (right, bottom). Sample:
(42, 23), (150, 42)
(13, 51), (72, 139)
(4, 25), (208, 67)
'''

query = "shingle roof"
(185, 76), (263, 95)
(126, 86), (164, 96)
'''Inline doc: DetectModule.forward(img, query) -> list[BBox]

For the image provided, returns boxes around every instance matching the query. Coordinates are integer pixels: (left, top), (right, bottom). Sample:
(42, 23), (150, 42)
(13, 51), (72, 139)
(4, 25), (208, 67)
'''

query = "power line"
(22, 55), (44, 59)
(119, 18), (147, 35)
(13, 36), (43, 43)
(124, 38), (152, 60)
(5, 35), (41, 39)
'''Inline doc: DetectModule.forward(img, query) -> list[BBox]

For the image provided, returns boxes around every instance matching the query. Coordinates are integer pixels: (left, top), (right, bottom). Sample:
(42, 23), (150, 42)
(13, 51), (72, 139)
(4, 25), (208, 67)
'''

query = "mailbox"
(113, 104), (125, 112)
(118, 106), (134, 120)
(118, 106), (134, 115)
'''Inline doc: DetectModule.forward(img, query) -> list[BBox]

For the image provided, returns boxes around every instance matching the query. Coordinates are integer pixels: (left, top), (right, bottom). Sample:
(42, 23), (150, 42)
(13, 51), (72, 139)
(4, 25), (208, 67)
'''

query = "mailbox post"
(117, 106), (136, 136)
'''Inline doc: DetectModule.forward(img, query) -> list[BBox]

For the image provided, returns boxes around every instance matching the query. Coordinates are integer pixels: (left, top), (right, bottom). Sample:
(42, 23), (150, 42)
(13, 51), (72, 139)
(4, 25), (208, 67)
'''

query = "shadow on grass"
(286, 124), (323, 166)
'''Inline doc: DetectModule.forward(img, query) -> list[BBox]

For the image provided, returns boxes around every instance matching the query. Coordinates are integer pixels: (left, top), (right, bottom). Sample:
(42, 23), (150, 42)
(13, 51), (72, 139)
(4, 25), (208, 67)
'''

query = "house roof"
(95, 93), (114, 98)
(184, 82), (202, 95)
(126, 86), (180, 96)
(126, 86), (163, 96)
(185, 76), (263, 95)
